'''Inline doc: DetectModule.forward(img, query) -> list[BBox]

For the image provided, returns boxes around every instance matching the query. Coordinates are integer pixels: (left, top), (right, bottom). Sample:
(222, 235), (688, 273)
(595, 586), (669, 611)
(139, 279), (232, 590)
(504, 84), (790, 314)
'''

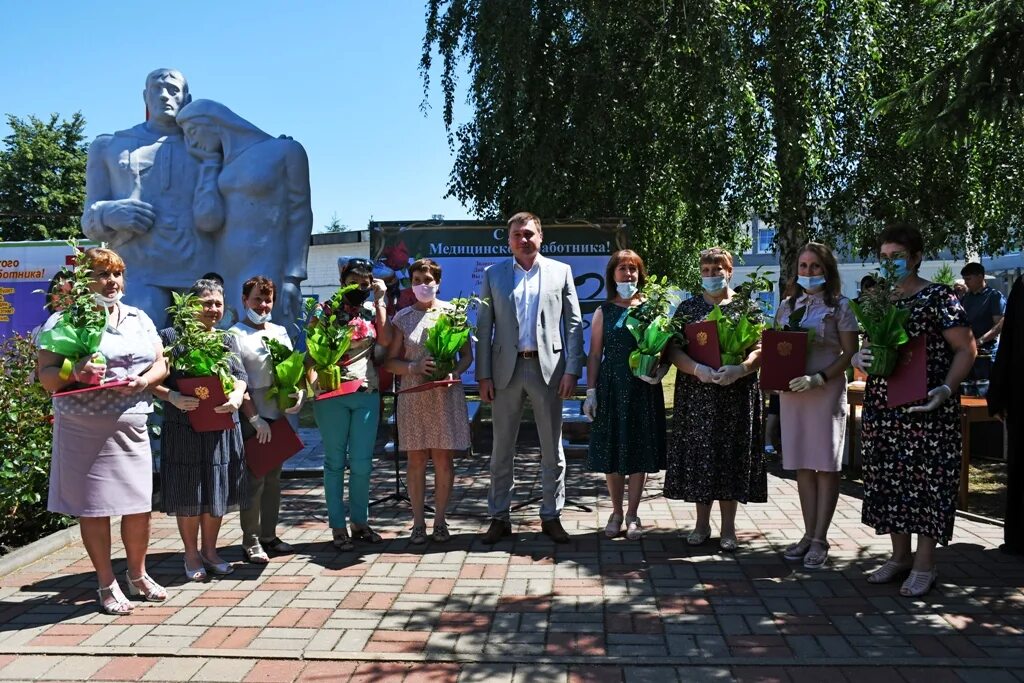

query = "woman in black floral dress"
(664, 248), (766, 551)
(854, 225), (976, 597)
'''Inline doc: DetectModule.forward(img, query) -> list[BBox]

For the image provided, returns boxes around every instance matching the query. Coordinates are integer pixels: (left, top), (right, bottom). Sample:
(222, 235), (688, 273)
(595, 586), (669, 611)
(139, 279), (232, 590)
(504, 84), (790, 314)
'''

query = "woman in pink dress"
(384, 259), (472, 544)
(773, 243), (859, 568)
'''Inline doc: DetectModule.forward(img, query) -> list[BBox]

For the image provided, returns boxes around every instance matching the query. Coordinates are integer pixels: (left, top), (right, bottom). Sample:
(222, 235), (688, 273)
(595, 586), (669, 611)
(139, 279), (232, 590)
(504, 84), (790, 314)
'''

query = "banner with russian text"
(0, 241), (94, 340)
(370, 220), (629, 387)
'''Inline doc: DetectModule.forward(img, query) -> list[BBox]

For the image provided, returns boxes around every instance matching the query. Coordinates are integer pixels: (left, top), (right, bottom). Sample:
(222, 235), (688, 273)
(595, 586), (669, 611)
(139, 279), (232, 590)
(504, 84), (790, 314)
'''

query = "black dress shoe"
(541, 518), (570, 544)
(481, 519), (512, 544)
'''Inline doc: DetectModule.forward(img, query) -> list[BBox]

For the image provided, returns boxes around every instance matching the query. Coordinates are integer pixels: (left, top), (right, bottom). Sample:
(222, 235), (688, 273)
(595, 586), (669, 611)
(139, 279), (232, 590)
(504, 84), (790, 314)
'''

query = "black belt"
(518, 350), (539, 359)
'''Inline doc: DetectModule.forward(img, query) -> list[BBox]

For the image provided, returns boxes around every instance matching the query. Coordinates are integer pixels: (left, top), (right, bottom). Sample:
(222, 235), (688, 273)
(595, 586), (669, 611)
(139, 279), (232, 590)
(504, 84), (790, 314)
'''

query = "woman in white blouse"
(230, 275), (305, 563)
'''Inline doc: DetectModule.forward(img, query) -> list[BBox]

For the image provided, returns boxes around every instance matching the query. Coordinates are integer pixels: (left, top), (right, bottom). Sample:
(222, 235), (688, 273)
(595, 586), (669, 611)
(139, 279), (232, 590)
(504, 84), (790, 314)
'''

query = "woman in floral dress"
(664, 248), (766, 551)
(584, 250), (667, 540)
(384, 259), (472, 544)
(854, 224), (975, 597)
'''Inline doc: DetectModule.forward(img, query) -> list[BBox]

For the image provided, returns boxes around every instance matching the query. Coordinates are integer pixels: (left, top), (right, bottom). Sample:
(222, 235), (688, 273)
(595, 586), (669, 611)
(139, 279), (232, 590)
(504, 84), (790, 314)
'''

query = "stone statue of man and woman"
(82, 68), (313, 335)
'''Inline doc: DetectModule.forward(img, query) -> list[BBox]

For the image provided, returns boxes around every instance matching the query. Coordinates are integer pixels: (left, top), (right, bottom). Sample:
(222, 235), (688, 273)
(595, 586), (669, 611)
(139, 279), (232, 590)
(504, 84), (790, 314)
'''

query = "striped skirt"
(159, 418), (248, 518)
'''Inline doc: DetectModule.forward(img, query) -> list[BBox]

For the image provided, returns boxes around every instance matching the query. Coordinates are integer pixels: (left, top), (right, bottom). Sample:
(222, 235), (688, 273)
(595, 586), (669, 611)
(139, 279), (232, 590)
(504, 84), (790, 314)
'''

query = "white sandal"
(625, 516), (643, 541)
(125, 571), (167, 602)
(900, 568), (938, 597)
(802, 539), (830, 569)
(604, 513), (624, 538)
(783, 536), (812, 561)
(866, 559), (912, 584)
(97, 582), (134, 615)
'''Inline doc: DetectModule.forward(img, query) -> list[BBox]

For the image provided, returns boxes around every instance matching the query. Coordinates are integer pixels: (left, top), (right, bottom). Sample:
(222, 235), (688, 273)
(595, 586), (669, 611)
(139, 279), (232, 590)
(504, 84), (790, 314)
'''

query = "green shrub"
(934, 263), (956, 286)
(0, 334), (72, 552)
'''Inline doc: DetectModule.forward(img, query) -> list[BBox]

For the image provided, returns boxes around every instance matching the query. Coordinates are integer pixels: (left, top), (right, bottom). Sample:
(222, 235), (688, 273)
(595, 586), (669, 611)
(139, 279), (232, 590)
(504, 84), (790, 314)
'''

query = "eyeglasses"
(347, 258), (372, 267)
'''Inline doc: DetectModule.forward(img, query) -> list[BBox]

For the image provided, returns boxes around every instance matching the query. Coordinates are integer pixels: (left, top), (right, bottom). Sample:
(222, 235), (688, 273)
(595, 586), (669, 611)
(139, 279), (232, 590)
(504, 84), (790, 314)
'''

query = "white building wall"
(302, 241), (370, 303)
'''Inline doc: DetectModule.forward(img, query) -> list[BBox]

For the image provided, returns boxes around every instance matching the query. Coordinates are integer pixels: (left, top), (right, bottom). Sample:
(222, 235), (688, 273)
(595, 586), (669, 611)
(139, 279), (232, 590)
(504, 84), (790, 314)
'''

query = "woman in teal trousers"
(309, 258), (390, 550)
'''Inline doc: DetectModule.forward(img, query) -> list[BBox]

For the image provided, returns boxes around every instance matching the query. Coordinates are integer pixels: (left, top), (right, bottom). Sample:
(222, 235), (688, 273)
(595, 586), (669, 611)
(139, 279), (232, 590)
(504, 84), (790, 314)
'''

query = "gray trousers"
(487, 357), (566, 521)
(240, 465), (282, 547)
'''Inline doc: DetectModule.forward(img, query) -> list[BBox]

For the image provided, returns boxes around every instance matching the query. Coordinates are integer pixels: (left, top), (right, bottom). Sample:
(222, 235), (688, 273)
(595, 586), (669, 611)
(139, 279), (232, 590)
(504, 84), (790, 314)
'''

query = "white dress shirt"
(512, 256), (541, 352)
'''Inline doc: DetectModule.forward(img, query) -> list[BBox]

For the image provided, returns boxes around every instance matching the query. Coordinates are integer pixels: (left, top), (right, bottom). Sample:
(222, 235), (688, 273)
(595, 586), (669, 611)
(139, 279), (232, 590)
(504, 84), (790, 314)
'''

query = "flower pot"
(866, 344), (899, 377)
(276, 392), (298, 412)
(80, 352), (107, 385)
(630, 352), (659, 378)
(317, 366), (341, 392)
(428, 358), (455, 382)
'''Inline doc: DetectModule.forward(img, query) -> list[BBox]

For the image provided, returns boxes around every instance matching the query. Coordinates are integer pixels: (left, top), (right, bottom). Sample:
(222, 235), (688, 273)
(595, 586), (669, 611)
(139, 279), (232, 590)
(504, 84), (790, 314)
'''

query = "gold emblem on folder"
(697, 331), (708, 346)
(194, 386), (210, 400)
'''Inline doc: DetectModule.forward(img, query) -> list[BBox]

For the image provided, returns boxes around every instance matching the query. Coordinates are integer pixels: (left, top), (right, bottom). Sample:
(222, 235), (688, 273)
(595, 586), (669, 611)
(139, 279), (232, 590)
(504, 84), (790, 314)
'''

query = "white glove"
(906, 384), (952, 413)
(713, 365), (745, 386)
(249, 415), (272, 444)
(284, 388), (305, 414)
(693, 364), (716, 384)
(582, 388), (598, 421)
(167, 390), (199, 412)
(852, 347), (874, 372)
(638, 364), (669, 385)
(789, 373), (826, 393)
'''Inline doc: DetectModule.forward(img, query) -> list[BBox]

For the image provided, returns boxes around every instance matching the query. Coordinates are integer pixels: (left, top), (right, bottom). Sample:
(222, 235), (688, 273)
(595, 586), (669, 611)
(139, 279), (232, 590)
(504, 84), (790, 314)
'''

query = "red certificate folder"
(315, 378), (365, 401)
(759, 330), (809, 392)
(52, 379), (132, 398)
(398, 379), (462, 395)
(886, 335), (928, 408)
(684, 321), (722, 370)
(176, 376), (235, 432)
(244, 419), (304, 478)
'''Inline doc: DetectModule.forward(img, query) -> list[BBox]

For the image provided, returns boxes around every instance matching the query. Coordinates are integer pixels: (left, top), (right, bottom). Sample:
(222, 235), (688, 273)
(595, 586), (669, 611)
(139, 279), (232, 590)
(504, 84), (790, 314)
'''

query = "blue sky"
(0, 1), (473, 232)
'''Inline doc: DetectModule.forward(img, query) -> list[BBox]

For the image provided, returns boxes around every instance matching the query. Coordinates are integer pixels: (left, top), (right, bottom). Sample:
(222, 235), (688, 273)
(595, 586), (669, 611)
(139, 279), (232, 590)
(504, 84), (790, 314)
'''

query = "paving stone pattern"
(0, 451), (1021, 682)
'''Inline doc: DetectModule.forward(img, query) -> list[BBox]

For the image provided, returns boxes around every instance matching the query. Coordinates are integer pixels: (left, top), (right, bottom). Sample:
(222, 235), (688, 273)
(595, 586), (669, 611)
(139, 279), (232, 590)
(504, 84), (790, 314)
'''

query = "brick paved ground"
(0, 452), (1021, 682)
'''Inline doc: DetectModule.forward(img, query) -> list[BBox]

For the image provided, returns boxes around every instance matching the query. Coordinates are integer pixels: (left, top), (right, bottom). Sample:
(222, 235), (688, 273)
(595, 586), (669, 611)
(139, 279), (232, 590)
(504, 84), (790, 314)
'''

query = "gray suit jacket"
(476, 255), (585, 389)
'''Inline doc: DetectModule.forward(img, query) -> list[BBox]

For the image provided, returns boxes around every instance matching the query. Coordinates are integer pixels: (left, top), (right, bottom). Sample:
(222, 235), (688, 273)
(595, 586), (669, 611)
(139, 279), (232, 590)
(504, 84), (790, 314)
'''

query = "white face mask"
(93, 291), (123, 308)
(616, 282), (638, 298)
(246, 307), (271, 325)
(413, 283), (438, 303)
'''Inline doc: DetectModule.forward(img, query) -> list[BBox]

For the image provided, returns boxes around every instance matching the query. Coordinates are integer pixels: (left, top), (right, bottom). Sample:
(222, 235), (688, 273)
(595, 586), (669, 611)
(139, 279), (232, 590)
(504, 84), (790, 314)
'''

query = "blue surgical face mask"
(616, 282), (638, 298)
(797, 275), (827, 290)
(888, 258), (911, 281)
(701, 275), (727, 293)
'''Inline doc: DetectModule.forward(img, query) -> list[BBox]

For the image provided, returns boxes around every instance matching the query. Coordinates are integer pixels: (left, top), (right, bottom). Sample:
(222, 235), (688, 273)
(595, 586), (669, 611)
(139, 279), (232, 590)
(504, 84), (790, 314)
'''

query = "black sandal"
(351, 526), (383, 544)
(332, 529), (354, 551)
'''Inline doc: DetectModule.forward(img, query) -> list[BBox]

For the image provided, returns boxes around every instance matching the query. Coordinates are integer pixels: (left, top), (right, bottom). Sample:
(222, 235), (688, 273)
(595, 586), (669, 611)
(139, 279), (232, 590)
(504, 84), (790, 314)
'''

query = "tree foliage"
(855, 0), (1024, 258)
(0, 112), (88, 242)
(422, 0), (884, 287)
(422, 1), (1023, 287)
(877, 0), (1024, 144)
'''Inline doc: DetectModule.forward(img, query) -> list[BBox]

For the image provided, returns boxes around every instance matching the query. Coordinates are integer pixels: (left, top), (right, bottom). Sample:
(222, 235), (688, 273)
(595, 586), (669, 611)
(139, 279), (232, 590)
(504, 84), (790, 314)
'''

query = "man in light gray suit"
(476, 212), (585, 544)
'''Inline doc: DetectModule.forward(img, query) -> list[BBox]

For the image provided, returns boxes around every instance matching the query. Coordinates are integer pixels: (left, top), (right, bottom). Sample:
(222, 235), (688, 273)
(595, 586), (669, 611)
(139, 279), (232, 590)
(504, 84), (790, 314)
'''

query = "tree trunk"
(766, 1), (812, 294)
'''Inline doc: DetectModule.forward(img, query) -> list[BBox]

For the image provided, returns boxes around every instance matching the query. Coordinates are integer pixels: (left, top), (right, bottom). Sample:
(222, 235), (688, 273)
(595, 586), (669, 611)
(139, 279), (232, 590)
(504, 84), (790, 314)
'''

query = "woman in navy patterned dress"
(853, 225), (976, 597)
(584, 250), (667, 541)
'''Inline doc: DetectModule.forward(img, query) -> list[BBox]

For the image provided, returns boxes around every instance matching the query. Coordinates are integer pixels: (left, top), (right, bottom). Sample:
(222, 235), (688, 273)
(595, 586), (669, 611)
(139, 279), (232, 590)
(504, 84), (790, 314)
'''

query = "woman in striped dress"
(153, 279), (249, 581)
